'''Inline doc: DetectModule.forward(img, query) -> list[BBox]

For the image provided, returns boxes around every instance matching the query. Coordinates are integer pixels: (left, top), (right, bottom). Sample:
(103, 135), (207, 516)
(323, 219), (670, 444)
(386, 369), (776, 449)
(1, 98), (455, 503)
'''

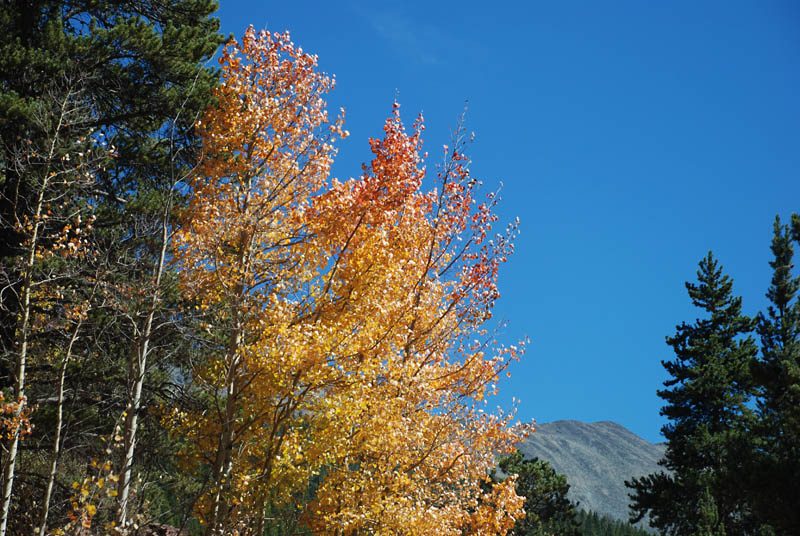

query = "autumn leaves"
(169, 27), (529, 535)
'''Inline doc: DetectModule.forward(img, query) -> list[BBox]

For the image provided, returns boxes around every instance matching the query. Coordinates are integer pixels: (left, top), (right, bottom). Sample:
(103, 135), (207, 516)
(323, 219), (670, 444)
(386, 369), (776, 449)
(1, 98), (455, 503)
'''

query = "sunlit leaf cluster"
(167, 27), (530, 536)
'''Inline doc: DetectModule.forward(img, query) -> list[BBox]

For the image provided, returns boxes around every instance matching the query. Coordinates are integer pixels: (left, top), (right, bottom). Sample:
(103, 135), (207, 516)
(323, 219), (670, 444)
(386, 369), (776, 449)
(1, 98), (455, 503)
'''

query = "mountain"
(518, 420), (665, 527)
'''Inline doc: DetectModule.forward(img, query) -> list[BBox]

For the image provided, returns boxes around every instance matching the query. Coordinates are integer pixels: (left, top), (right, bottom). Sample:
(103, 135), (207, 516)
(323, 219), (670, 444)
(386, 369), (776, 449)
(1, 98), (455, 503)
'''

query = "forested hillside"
(576, 511), (650, 536)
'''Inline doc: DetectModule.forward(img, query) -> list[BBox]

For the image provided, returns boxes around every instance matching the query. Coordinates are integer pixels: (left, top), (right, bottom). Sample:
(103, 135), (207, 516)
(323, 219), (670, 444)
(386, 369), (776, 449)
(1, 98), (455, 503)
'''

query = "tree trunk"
(0, 90), (69, 532)
(37, 318), (82, 536)
(0, 175), (48, 536)
(116, 188), (173, 527)
(204, 327), (242, 536)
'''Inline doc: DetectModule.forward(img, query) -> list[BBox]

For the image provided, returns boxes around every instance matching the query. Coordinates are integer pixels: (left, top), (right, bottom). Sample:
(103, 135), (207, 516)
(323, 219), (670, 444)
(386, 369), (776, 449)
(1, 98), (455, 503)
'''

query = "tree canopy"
(628, 219), (800, 536)
(1, 10), (531, 536)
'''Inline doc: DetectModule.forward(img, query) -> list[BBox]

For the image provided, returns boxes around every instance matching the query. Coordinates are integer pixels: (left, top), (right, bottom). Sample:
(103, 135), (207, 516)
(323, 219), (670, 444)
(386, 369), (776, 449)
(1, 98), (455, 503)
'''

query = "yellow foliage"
(169, 26), (530, 536)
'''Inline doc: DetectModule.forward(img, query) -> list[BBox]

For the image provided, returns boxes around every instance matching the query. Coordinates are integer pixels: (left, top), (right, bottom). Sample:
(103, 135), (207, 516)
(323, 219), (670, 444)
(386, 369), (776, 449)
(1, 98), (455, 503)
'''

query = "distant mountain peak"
(520, 420), (664, 528)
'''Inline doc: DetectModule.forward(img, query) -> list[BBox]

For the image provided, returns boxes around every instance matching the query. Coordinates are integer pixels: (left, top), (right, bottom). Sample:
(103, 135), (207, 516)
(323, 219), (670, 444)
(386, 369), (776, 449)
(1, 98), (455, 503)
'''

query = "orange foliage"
(169, 26), (530, 536)
(0, 393), (33, 442)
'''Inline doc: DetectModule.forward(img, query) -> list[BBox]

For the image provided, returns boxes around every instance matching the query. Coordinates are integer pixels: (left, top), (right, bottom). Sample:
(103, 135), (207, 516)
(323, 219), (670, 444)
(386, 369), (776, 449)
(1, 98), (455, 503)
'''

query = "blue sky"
(216, 1), (800, 443)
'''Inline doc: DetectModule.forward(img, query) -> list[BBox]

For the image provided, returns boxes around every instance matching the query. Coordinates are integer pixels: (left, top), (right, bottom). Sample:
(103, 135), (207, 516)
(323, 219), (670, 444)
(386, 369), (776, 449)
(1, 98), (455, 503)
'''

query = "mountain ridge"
(518, 420), (665, 527)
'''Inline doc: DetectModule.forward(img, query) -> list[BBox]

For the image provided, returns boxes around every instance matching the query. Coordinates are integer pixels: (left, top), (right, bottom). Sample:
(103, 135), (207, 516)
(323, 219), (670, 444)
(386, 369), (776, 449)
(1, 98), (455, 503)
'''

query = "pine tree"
(626, 252), (757, 536)
(691, 482), (726, 536)
(0, 1), (224, 532)
(575, 509), (651, 536)
(494, 451), (581, 536)
(749, 214), (800, 534)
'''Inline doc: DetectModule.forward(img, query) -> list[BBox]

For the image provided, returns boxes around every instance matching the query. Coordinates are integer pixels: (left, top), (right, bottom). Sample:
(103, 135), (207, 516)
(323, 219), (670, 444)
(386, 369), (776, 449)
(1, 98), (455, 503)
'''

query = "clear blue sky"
(216, 1), (800, 443)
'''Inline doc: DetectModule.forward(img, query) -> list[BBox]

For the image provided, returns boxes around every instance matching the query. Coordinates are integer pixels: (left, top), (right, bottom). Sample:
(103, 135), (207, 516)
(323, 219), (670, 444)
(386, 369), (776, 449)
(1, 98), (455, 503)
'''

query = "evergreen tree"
(494, 451), (581, 536)
(626, 252), (758, 536)
(0, 1), (224, 533)
(691, 482), (726, 536)
(574, 510), (651, 536)
(749, 214), (800, 534)
(1, 0), (223, 352)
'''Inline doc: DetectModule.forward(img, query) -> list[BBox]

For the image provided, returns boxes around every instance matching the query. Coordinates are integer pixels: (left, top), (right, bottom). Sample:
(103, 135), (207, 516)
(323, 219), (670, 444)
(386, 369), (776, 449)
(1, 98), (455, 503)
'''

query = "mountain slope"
(519, 420), (665, 525)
